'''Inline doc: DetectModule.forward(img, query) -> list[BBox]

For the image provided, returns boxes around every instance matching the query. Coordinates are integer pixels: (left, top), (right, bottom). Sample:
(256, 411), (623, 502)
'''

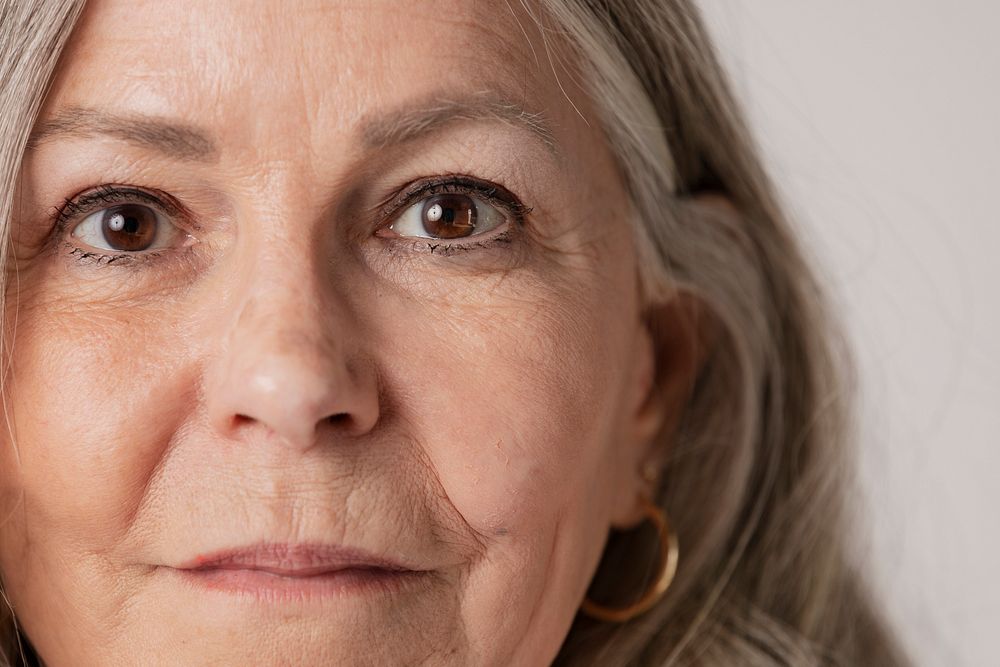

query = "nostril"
(325, 413), (350, 426)
(225, 412), (354, 442)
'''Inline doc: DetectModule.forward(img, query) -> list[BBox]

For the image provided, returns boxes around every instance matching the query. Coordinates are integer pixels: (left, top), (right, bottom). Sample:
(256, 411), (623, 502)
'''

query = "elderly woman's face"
(3, 0), (668, 664)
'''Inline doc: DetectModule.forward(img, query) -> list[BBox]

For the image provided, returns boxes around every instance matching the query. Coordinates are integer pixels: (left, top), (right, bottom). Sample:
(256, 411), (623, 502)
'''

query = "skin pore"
(0, 0), (690, 664)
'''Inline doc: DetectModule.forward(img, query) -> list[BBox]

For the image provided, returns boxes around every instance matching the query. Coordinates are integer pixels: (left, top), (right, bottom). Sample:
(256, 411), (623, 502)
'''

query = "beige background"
(699, 3), (999, 665)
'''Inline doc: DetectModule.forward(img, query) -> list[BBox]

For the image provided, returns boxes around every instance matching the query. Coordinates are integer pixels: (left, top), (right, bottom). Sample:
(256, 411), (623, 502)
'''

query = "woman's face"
(2, 0), (669, 664)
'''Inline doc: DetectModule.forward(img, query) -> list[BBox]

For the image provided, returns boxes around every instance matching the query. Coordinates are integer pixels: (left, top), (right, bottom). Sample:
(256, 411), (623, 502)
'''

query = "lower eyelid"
(397, 228), (515, 257)
(60, 227), (197, 269)
(62, 242), (162, 267)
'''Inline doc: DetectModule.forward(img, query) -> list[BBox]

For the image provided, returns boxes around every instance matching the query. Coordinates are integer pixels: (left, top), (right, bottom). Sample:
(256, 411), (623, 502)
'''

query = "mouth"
(168, 543), (428, 602)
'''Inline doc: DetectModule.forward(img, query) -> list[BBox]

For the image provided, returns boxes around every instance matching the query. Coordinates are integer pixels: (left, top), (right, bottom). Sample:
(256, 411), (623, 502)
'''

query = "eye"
(389, 193), (507, 240)
(71, 203), (179, 253)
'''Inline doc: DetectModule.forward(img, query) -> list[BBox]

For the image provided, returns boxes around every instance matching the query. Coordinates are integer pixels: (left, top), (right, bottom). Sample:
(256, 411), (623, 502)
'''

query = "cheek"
(0, 293), (190, 550)
(372, 260), (640, 658)
(382, 273), (633, 539)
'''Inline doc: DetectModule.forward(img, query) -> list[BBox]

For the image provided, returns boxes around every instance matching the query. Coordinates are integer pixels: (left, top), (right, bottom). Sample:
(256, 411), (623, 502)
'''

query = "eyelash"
(51, 177), (532, 268)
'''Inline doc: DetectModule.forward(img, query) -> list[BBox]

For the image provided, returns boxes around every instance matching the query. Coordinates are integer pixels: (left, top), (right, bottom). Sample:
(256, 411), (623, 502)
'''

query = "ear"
(610, 195), (730, 528)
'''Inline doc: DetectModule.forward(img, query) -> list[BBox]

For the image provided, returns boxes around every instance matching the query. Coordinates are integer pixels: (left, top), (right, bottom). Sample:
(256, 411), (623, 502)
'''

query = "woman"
(0, 0), (909, 665)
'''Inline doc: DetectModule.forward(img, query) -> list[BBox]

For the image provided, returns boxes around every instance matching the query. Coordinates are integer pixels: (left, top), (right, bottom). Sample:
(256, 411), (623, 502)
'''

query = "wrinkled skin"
(1, 1), (687, 664)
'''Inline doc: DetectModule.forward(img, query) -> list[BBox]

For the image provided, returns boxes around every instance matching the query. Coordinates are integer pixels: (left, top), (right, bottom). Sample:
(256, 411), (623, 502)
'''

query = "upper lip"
(176, 543), (415, 576)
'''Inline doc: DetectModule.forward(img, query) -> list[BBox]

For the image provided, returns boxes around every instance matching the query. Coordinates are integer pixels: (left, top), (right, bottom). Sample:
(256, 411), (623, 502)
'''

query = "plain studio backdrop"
(698, 3), (998, 666)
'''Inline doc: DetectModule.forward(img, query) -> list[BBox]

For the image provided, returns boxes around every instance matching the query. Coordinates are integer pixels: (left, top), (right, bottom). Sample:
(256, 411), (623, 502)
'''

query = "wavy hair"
(0, 1), (908, 664)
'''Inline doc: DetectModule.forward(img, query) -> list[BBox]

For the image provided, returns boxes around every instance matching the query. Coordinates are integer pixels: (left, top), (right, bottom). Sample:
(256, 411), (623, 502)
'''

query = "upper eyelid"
(54, 185), (192, 231)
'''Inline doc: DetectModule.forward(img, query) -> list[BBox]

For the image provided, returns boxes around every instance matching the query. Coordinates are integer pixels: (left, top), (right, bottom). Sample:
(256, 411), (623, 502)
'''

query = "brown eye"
(390, 190), (508, 241)
(100, 204), (158, 251)
(71, 201), (179, 254)
(420, 195), (477, 239)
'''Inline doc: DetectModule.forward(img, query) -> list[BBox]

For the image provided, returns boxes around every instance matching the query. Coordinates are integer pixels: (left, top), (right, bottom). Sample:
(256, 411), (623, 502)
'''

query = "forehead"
(45, 0), (576, 151)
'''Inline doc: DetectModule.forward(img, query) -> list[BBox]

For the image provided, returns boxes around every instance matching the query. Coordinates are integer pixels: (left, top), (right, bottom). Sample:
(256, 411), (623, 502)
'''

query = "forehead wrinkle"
(355, 3), (562, 157)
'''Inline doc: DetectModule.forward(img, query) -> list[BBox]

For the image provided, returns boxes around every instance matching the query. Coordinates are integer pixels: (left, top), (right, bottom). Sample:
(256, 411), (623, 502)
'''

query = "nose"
(204, 257), (380, 452)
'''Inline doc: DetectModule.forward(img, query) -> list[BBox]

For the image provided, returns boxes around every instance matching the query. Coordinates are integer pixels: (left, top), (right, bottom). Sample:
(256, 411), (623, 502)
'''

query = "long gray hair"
(0, 1), (908, 665)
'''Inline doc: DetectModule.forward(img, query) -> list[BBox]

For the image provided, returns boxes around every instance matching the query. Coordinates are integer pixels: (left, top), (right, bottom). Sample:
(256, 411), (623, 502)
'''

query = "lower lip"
(169, 566), (426, 603)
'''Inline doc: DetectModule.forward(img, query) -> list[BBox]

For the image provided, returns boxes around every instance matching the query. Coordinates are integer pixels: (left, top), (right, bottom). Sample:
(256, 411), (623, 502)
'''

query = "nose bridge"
(236, 247), (328, 353)
(205, 221), (379, 451)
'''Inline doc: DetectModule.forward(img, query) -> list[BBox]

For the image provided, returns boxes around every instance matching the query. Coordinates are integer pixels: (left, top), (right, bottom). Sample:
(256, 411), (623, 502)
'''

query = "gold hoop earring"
(581, 496), (679, 623)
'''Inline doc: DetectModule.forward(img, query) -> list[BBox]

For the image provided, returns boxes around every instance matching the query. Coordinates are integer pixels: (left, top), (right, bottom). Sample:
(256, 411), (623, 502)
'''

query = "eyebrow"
(361, 92), (558, 155)
(27, 107), (218, 161)
(25, 92), (558, 162)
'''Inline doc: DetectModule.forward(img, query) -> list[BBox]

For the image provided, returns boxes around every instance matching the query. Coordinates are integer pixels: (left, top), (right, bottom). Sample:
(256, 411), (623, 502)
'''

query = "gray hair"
(1, 2), (87, 664)
(0, 0), (908, 665)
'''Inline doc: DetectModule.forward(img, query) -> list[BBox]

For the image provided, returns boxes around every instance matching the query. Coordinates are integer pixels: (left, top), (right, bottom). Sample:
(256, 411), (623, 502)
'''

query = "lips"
(170, 543), (425, 601)
(180, 543), (412, 574)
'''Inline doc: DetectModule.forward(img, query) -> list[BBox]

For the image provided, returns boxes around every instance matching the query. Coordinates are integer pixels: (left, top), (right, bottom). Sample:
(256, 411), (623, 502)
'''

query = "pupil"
(420, 195), (476, 239)
(101, 205), (158, 252)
